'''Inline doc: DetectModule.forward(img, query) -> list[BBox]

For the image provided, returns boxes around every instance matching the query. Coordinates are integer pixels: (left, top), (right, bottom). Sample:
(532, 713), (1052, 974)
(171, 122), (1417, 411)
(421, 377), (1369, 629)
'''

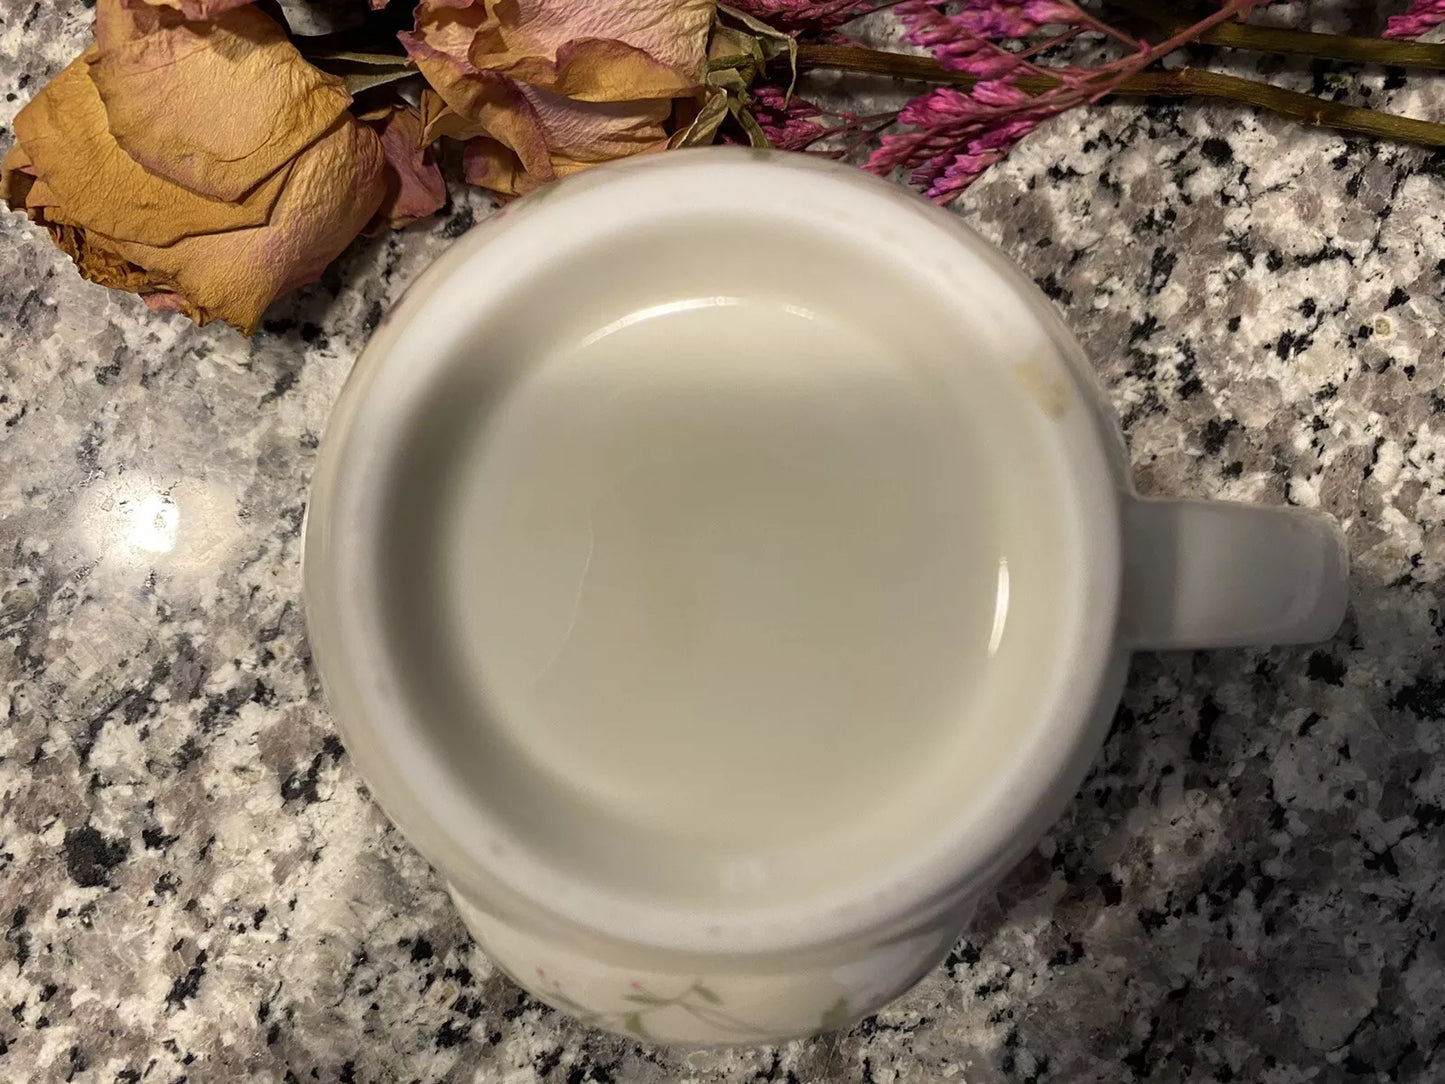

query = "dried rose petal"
(12, 50), (291, 247)
(3, 0), (387, 332)
(404, 0), (711, 196)
(89, 2), (352, 202)
(361, 104), (448, 229)
(118, 0), (256, 19)
(93, 120), (388, 330)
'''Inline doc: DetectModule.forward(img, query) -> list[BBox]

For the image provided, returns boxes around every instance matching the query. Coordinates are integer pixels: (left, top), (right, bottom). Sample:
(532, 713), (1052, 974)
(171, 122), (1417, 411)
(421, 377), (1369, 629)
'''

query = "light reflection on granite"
(4, 2), (1445, 1081)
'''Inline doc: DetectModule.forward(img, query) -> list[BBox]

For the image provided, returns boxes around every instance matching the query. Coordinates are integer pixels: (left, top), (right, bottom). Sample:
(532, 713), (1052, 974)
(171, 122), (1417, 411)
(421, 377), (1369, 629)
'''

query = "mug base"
(447, 886), (962, 1047)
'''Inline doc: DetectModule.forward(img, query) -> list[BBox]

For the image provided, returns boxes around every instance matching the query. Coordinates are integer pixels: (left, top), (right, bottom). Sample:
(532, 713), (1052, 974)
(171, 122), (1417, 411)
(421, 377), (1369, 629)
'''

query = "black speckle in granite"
(1297, 240), (1356, 267)
(259, 369), (298, 405)
(436, 1018), (472, 1048)
(1034, 270), (1071, 302)
(1389, 674), (1445, 719)
(93, 346), (123, 385)
(197, 684), (250, 732)
(1386, 285), (1410, 310)
(1188, 696), (1222, 763)
(442, 205), (476, 239)
(171, 736), (203, 772)
(362, 299), (385, 333)
(75, 421), (103, 469)
(1201, 417), (1238, 455)
(279, 501), (307, 538)
(6, 908), (29, 968)
(61, 825), (129, 888)
(1147, 246), (1177, 293)
(1200, 137), (1233, 166)
(279, 737), (344, 805)
(141, 824), (179, 851)
(945, 940), (982, 971)
(1127, 314), (1160, 348)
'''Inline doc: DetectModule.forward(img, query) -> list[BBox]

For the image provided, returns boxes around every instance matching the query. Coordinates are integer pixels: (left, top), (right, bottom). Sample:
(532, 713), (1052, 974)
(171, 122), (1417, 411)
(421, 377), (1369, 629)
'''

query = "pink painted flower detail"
(1384, 1), (1445, 39)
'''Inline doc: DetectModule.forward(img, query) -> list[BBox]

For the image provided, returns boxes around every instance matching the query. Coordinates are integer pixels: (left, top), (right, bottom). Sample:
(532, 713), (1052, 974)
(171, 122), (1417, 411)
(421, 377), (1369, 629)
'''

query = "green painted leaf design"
(693, 983), (723, 1004)
(622, 1011), (650, 1040)
(622, 992), (669, 1005)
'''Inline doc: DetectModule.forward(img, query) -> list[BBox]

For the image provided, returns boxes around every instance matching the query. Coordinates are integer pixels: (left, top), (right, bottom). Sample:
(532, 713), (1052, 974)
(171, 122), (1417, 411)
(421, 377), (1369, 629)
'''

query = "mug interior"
(311, 152), (1121, 954)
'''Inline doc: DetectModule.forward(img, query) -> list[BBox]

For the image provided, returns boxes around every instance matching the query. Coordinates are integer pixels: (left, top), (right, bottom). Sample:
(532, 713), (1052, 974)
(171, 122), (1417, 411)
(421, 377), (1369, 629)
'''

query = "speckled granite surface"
(4, 2), (1445, 1081)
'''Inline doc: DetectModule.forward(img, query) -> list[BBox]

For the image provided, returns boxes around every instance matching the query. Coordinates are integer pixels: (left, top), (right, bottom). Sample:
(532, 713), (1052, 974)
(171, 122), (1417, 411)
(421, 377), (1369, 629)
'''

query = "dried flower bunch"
(5, 0), (1445, 332)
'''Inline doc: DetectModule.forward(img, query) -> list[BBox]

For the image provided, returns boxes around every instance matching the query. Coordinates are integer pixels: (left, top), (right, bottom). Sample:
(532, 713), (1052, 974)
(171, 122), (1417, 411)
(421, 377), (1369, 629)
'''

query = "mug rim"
(304, 149), (1124, 957)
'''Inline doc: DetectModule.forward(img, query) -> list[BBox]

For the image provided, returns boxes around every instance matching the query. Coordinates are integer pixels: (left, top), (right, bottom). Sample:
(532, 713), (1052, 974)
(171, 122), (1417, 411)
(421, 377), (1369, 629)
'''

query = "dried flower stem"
(794, 43), (1445, 148)
(1105, 0), (1445, 70)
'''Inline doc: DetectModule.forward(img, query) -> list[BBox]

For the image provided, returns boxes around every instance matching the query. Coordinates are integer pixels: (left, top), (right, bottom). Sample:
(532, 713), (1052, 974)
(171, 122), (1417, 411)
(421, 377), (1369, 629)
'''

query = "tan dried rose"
(1, 0), (387, 333)
(402, 0), (715, 196)
(118, 0), (255, 18)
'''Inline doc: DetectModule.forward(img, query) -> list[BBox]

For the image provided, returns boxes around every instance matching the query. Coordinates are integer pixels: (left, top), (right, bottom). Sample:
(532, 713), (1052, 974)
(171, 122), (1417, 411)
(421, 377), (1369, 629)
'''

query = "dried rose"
(119, 0), (256, 18)
(360, 104), (448, 231)
(401, 0), (715, 196)
(1, 0), (386, 333)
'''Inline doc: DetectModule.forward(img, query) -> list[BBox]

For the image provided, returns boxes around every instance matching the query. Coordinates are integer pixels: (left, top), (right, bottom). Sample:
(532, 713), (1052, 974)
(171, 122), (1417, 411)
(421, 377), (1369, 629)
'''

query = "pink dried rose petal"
(404, 0), (710, 195)
(361, 104), (448, 229)
(89, 0), (352, 202)
(408, 0), (711, 96)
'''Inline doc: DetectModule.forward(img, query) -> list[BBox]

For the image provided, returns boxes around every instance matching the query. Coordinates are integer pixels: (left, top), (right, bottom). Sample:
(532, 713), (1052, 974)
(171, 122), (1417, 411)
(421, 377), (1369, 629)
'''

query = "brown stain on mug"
(1015, 360), (1070, 420)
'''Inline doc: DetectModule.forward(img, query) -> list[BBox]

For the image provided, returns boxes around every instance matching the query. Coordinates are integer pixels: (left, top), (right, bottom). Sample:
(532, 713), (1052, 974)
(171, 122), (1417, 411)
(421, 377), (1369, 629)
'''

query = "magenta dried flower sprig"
(862, 0), (1281, 200)
(726, 0), (880, 33)
(1386, 1), (1445, 41)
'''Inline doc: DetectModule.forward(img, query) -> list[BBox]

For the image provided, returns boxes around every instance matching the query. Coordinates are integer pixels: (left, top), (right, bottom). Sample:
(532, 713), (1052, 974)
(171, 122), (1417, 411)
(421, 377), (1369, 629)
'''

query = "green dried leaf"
(732, 99), (771, 147)
(341, 66), (417, 95)
(304, 49), (411, 66)
(671, 84), (731, 148)
(717, 3), (797, 93)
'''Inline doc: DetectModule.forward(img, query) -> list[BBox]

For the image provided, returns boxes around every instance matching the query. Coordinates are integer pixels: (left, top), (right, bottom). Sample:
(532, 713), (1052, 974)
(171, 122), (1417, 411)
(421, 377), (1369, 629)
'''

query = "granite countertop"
(5, 2), (1445, 1081)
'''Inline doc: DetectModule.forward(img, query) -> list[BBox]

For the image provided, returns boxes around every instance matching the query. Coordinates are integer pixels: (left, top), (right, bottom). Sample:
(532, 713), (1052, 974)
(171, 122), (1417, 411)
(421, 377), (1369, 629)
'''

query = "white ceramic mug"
(303, 150), (1348, 1046)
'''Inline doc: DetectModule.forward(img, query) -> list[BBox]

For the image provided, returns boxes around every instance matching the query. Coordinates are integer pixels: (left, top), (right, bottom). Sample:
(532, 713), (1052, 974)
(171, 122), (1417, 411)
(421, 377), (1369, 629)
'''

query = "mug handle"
(1121, 498), (1350, 650)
